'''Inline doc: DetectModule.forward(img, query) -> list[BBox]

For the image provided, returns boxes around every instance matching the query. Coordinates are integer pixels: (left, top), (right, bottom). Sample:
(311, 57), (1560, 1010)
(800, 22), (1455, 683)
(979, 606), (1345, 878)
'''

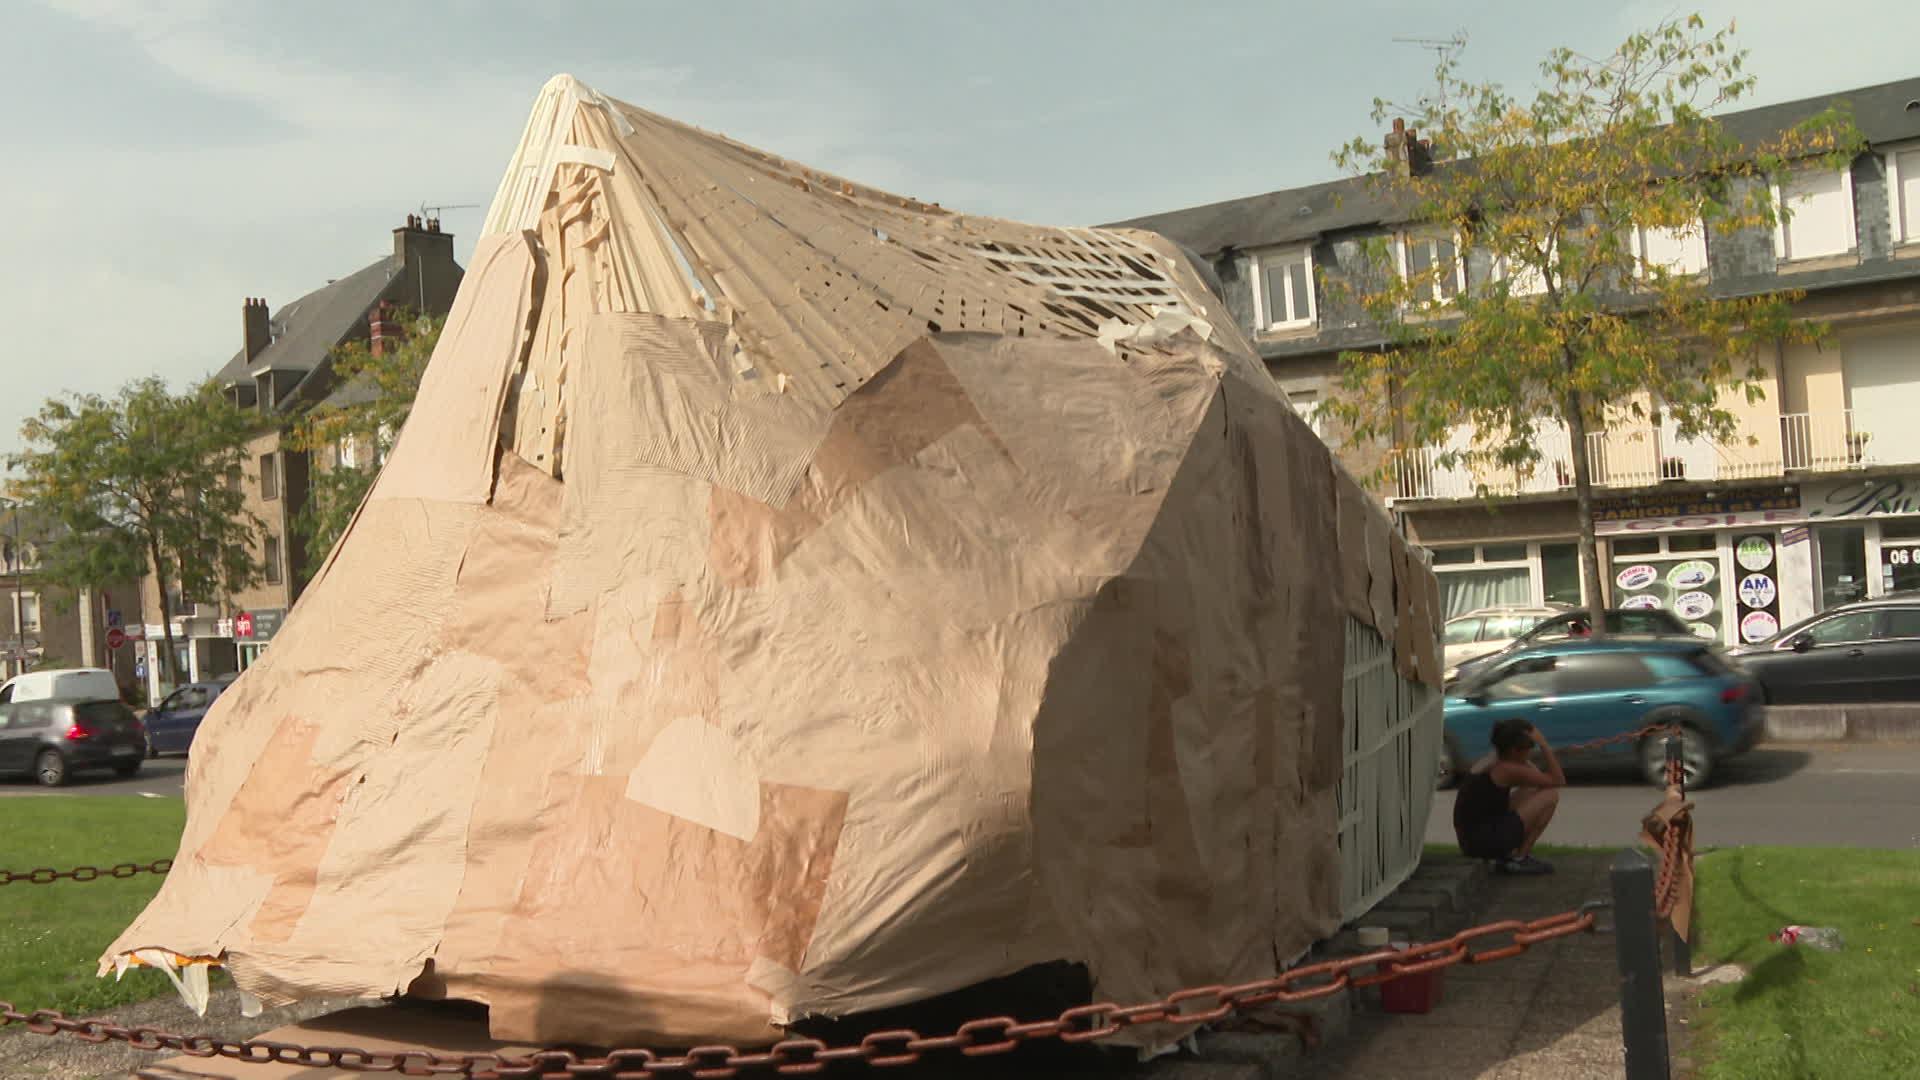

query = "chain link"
(0, 860), (172, 886)
(3, 907), (1598, 1077)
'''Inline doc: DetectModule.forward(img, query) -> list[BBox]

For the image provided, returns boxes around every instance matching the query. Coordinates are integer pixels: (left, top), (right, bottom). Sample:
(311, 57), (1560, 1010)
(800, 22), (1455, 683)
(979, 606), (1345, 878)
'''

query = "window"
(1887, 147), (1920, 246)
(264, 535), (283, 586)
(1401, 232), (1462, 303)
(1489, 253), (1548, 297)
(1431, 547), (1476, 566)
(1255, 247), (1315, 330)
(226, 465), (242, 491)
(1481, 543), (1529, 562)
(1444, 617), (1485, 645)
(1773, 166), (1855, 261)
(1481, 614), (1541, 641)
(1877, 608), (1920, 640)
(1666, 534), (1717, 553)
(16, 594), (39, 634)
(1802, 611), (1874, 646)
(1556, 653), (1650, 694)
(338, 436), (359, 470)
(1612, 537), (1661, 557)
(260, 452), (280, 500)
(1635, 223), (1707, 277)
(1484, 657), (1557, 700)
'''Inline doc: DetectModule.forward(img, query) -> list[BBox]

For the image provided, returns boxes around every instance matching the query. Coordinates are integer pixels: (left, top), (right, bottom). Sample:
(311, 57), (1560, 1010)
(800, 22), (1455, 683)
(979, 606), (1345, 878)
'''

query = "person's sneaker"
(1496, 854), (1554, 876)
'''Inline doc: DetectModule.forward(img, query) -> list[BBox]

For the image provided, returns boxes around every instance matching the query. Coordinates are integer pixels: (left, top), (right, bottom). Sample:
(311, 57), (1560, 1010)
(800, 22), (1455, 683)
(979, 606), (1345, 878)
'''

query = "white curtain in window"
(1438, 568), (1531, 618)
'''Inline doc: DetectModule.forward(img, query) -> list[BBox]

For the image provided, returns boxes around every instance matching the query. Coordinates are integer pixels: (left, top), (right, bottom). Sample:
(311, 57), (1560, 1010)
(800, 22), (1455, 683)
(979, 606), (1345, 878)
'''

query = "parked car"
(1726, 596), (1920, 704)
(1442, 637), (1761, 788)
(144, 680), (232, 757)
(0, 667), (123, 705)
(0, 694), (147, 786)
(1442, 605), (1572, 678)
(1446, 607), (1696, 688)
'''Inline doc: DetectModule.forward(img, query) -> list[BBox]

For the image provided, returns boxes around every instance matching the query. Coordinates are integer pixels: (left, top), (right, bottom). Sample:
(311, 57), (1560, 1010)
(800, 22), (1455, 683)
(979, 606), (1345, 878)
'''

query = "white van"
(0, 668), (123, 704)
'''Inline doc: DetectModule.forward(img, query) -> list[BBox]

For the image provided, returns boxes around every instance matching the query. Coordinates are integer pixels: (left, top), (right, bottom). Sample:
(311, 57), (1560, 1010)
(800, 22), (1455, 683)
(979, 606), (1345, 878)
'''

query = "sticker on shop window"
(1616, 565), (1659, 590)
(1736, 536), (1775, 572)
(1738, 573), (1777, 610)
(1673, 591), (1715, 620)
(1667, 560), (1716, 589)
(1688, 622), (1717, 639)
(1620, 593), (1663, 610)
(1740, 610), (1781, 643)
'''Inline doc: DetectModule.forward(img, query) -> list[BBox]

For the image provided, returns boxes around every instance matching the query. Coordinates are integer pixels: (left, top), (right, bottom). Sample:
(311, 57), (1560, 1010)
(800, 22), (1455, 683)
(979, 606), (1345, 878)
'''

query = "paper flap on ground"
(105, 74), (1439, 1048)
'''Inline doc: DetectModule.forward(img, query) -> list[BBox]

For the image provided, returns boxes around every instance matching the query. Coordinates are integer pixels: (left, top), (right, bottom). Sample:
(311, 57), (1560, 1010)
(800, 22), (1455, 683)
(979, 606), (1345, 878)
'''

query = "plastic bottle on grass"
(1770, 925), (1844, 950)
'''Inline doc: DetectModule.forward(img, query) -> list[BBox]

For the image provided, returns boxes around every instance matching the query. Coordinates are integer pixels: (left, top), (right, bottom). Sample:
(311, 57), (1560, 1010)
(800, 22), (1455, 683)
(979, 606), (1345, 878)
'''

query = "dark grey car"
(1728, 597), (1920, 703)
(0, 696), (147, 786)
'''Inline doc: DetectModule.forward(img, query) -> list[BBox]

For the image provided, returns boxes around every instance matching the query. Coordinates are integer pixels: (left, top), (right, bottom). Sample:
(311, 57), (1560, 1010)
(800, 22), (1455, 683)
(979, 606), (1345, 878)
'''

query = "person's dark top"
(1453, 769), (1513, 834)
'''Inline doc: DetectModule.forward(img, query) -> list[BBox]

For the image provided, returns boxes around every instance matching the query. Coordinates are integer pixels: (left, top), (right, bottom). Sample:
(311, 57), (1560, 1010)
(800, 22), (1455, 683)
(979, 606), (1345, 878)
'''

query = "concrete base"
(1762, 704), (1920, 742)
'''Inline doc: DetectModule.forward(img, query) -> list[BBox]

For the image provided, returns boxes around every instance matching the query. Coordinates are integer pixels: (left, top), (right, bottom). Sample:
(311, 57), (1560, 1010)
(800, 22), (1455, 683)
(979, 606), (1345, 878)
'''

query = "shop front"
(233, 608), (285, 671)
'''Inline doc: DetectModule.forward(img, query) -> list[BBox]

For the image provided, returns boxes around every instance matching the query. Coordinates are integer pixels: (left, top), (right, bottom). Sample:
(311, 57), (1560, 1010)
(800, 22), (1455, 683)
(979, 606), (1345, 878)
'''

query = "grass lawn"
(1, 797), (188, 1014)
(1690, 846), (1920, 1080)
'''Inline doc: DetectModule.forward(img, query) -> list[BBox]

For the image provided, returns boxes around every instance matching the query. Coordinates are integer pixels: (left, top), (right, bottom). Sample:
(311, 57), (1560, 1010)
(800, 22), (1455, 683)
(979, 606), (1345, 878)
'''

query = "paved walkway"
(1306, 853), (1651, 1080)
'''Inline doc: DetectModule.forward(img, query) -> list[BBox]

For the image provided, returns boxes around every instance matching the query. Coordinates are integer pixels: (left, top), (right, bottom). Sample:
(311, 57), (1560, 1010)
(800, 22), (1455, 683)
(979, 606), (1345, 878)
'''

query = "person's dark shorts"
(1458, 811), (1526, 860)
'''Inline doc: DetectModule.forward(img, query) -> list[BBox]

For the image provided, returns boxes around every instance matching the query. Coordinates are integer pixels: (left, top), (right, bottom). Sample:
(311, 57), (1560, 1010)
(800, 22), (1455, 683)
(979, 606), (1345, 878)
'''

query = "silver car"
(1442, 605), (1574, 682)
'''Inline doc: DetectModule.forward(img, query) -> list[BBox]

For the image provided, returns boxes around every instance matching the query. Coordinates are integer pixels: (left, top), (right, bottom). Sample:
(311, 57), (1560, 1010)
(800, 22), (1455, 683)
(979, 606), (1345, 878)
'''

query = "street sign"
(106, 608), (123, 628)
(235, 611), (255, 638)
(134, 660), (147, 679)
(106, 627), (127, 651)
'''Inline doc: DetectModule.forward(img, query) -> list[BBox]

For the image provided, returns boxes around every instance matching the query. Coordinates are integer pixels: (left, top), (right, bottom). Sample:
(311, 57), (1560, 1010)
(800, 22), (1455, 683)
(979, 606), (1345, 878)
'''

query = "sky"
(1, 0), (1913, 463)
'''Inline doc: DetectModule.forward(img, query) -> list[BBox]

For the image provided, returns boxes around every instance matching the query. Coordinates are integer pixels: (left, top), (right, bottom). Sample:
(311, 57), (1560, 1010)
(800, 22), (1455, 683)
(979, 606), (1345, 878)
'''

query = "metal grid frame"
(1337, 615), (1445, 923)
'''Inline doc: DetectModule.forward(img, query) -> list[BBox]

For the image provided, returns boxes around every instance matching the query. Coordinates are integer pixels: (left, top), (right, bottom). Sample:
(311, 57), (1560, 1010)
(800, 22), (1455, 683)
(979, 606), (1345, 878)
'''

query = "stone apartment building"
(0, 504), (146, 689)
(135, 217), (463, 699)
(1117, 75), (1920, 653)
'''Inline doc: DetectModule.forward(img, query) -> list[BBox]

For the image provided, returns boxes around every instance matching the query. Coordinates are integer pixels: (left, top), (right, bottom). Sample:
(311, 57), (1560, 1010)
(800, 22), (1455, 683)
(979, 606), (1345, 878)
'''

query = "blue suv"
(1444, 637), (1761, 788)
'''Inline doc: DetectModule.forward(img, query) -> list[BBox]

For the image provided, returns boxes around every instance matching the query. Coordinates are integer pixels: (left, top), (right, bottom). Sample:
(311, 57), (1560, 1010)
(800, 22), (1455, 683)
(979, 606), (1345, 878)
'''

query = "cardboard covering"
(107, 75), (1440, 1048)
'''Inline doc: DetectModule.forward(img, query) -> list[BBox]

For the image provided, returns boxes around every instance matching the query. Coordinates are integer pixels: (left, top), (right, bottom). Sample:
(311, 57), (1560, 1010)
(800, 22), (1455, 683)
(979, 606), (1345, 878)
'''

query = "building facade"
(135, 216), (463, 700)
(1118, 76), (1920, 648)
(0, 505), (146, 690)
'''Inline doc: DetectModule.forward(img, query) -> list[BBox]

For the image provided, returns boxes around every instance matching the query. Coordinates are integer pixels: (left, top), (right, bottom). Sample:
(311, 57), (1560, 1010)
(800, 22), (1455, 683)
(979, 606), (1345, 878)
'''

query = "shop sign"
(1616, 564), (1659, 590)
(1740, 610), (1781, 643)
(1735, 536), (1775, 571)
(1594, 486), (1800, 535)
(1666, 560), (1716, 589)
(1673, 591), (1715, 620)
(1620, 593), (1663, 610)
(1803, 476), (1920, 521)
(234, 608), (286, 642)
(1737, 574), (1777, 609)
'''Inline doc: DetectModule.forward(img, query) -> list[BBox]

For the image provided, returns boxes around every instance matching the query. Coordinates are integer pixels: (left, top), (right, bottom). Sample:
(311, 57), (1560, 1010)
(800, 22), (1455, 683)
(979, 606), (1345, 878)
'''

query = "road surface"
(1427, 741), (1920, 850)
(0, 756), (186, 798)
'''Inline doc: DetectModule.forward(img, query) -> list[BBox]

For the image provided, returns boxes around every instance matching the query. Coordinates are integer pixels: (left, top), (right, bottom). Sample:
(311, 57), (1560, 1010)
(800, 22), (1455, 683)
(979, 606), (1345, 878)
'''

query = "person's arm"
(1529, 725), (1566, 787)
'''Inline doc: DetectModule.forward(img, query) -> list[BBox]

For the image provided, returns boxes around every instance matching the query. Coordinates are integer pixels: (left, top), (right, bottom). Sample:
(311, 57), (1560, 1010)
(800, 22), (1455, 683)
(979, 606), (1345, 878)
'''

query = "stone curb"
(1762, 704), (1920, 742)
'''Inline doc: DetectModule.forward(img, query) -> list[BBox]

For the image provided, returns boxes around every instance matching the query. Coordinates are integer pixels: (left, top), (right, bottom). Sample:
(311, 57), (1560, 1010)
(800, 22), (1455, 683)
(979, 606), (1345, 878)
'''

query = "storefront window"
(1667, 534), (1717, 552)
(1612, 537), (1661, 556)
(1437, 567), (1530, 618)
(1815, 525), (1867, 609)
(1541, 543), (1581, 607)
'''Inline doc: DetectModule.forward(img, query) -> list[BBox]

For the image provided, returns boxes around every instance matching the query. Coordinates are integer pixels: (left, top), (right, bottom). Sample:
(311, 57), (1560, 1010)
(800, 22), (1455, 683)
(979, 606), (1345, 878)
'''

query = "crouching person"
(1453, 717), (1563, 875)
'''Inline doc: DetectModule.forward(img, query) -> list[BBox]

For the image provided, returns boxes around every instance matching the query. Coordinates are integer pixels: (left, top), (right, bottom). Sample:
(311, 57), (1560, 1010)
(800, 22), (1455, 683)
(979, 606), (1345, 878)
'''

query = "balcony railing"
(1392, 408), (1887, 500)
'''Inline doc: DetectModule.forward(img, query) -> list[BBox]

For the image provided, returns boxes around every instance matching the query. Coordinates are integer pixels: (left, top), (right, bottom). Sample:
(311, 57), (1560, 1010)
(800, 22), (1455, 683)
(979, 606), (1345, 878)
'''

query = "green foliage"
(0, 797), (187, 1013)
(6, 377), (263, 684)
(1322, 14), (1864, 610)
(1691, 847), (1920, 1078)
(287, 313), (442, 564)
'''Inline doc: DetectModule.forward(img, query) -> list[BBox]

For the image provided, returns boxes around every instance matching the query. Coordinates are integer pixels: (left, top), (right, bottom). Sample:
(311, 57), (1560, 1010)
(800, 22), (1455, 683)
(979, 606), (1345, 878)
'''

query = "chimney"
(368, 300), (399, 357)
(393, 214), (454, 268)
(1384, 117), (1433, 178)
(242, 297), (272, 363)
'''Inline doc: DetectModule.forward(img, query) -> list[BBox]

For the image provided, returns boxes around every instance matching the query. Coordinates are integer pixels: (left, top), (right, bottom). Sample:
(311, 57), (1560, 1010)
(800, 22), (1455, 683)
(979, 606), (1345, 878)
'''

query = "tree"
(1325, 15), (1863, 628)
(7, 378), (263, 688)
(286, 312), (442, 563)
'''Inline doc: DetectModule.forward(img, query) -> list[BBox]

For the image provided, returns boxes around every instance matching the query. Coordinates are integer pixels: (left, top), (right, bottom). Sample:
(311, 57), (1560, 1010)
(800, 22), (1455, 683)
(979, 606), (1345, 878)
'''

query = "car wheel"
(1436, 732), (1463, 790)
(1640, 720), (1713, 789)
(35, 749), (68, 788)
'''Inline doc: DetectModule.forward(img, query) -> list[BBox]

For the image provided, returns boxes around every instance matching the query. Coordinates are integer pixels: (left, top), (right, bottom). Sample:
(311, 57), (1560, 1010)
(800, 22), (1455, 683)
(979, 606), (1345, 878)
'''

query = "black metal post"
(1612, 848), (1671, 1080)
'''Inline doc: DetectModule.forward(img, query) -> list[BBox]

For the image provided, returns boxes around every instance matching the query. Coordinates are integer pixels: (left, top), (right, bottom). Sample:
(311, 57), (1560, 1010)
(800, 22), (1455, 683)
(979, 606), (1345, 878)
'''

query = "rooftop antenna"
(1393, 32), (1468, 111)
(417, 201), (481, 223)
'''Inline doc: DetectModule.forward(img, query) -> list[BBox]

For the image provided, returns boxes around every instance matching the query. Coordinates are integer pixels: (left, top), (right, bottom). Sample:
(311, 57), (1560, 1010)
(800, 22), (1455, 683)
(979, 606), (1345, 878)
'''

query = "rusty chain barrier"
(1, 723), (1694, 1077)
(0, 860), (173, 887)
(5, 907), (1601, 1078)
